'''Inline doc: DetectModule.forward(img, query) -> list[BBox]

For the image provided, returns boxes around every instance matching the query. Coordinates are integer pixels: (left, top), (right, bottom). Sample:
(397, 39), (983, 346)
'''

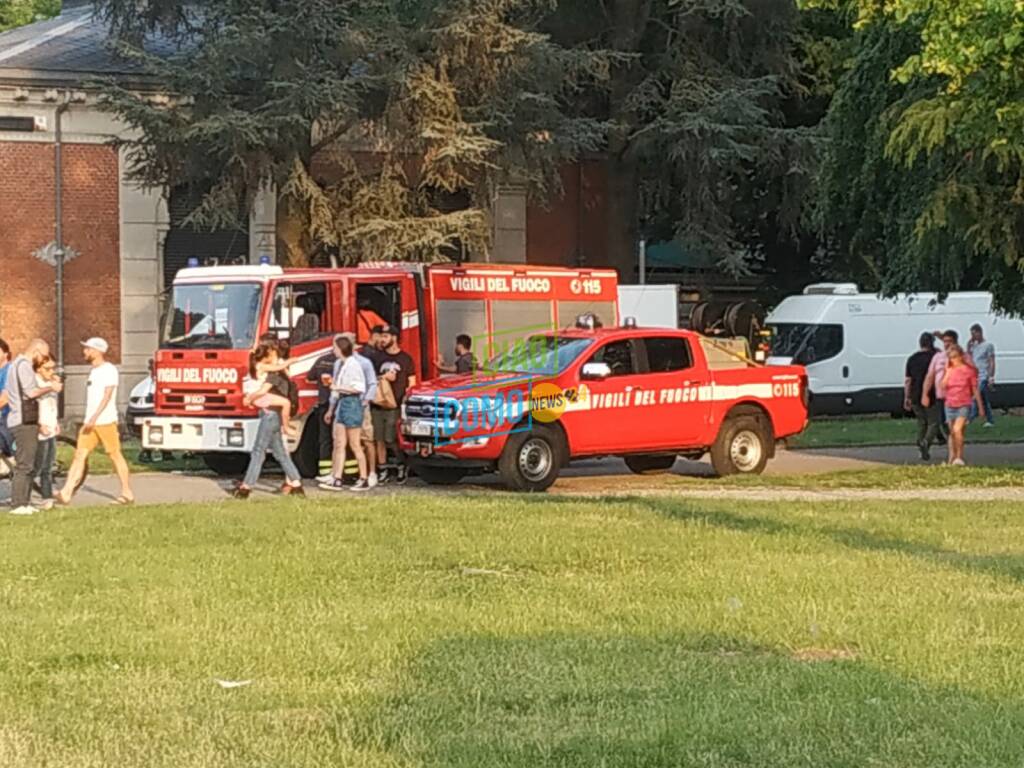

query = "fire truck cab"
(142, 262), (619, 476)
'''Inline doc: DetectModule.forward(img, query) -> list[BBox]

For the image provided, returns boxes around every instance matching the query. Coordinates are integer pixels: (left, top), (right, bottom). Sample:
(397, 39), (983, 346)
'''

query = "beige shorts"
(77, 423), (121, 454)
(361, 407), (374, 443)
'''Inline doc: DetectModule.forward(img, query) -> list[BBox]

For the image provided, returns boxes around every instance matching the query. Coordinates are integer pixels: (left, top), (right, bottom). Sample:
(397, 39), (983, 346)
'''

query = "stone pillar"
(250, 186), (277, 264)
(491, 186), (527, 263)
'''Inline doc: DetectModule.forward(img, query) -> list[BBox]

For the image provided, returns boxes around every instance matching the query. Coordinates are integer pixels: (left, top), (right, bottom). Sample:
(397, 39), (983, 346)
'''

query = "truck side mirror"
(581, 362), (612, 380)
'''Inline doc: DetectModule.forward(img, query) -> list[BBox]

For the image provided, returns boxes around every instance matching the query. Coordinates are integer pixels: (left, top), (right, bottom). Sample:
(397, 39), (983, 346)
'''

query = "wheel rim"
(518, 438), (553, 482)
(729, 429), (763, 472)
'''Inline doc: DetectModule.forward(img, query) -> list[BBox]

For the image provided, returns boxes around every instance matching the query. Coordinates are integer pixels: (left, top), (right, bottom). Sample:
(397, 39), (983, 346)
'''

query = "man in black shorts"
(368, 324), (415, 484)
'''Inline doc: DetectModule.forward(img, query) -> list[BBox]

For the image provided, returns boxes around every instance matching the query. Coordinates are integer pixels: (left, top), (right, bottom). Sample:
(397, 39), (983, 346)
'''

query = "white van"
(766, 283), (1024, 416)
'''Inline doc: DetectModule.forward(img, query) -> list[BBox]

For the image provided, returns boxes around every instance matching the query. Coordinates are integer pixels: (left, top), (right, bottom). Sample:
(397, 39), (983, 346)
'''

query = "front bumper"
(142, 415), (262, 452)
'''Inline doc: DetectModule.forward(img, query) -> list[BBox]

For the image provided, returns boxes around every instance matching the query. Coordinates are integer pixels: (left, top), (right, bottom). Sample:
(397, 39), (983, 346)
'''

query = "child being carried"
(244, 341), (297, 437)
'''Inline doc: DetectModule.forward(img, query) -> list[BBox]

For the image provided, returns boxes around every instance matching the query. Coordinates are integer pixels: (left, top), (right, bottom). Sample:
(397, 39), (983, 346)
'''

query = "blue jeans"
(242, 410), (301, 488)
(32, 437), (56, 499)
(970, 379), (995, 424)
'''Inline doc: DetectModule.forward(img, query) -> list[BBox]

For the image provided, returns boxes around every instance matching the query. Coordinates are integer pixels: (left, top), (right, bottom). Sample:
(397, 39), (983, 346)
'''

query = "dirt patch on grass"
(791, 647), (858, 663)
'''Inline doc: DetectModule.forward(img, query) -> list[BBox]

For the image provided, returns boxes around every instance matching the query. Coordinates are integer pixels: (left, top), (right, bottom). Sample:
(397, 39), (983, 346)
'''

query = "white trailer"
(617, 284), (679, 328)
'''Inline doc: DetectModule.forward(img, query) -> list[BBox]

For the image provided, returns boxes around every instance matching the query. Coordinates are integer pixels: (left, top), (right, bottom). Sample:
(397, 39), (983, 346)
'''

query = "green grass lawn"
(2, 494), (1023, 767)
(55, 438), (207, 476)
(791, 413), (1024, 449)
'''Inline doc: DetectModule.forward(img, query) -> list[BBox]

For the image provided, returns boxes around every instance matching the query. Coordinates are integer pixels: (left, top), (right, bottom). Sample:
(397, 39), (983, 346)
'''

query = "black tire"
(497, 424), (566, 492)
(291, 416), (321, 479)
(202, 452), (250, 476)
(414, 465), (468, 485)
(624, 454), (677, 474)
(710, 415), (770, 476)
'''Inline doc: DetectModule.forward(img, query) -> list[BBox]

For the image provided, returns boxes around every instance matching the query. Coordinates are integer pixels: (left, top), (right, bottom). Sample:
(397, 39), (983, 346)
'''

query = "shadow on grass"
(350, 631), (1024, 767)
(634, 496), (1024, 585)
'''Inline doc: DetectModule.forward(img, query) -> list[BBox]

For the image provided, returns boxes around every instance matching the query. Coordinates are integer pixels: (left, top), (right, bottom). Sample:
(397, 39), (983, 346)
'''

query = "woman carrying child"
(249, 341), (297, 437)
(233, 341), (304, 499)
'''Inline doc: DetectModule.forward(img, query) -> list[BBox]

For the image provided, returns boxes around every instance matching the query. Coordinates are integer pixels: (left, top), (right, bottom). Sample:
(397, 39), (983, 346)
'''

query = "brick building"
(0, 4), (611, 416)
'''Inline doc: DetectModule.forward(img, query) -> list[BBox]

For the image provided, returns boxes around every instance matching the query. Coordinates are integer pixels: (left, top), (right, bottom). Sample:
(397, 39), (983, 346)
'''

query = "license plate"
(184, 394), (206, 405)
(408, 420), (432, 437)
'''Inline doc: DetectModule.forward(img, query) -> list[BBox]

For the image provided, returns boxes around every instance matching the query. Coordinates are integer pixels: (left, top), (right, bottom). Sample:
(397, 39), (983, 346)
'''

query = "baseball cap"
(80, 337), (109, 353)
(380, 324), (399, 336)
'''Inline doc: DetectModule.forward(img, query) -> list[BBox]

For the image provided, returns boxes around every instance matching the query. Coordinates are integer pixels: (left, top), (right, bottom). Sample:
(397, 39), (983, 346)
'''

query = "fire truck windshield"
(161, 282), (262, 350)
(484, 335), (594, 376)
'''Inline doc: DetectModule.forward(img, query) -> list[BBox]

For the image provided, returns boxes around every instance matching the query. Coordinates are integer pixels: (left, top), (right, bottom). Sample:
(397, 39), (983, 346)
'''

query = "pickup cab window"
(642, 336), (692, 372)
(586, 339), (636, 376)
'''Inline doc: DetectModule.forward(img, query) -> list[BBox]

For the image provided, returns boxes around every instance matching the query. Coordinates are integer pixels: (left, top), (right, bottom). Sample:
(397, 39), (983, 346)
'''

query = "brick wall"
(0, 141), (120, 363)
(526, 160), (608, 268)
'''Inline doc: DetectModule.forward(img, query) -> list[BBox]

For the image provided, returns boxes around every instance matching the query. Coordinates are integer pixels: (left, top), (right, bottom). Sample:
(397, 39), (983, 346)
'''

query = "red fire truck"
(141, 262), (619, 476)
(399, 325), (809, 490)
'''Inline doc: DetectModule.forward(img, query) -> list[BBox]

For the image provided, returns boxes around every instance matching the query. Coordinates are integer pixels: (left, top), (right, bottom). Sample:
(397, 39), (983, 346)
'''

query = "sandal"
(231, 486), (252, 500)
(112, 496), (135, 506)
(280, 482), (305, 497)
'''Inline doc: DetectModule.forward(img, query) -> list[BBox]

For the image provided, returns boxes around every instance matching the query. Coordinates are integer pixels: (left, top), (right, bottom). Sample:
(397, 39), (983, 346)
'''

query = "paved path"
(2, 443), (1021, 509)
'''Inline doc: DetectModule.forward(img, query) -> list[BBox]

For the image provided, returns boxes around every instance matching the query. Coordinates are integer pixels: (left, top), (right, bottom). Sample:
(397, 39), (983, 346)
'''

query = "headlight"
(148, 426), (164, 445)
(220, 427), (245, 448)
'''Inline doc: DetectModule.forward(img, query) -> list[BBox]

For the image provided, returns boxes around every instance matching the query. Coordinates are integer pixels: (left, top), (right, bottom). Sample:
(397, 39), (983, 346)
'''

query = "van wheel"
(498, 425), (565, 492)
(710, 416), (769, 476)
(624, 455), (676, 474)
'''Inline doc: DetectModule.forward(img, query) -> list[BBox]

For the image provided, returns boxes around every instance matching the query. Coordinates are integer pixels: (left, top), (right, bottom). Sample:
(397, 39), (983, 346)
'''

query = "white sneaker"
(315, 473), (334, 484)
(367, 472), (378, 489)
(952, 458), (966, 466)
(318, 478), (346, 492)
(9, 505), (36, 516)
(983, 421), (995, 428)
(37, 499), (54, 511)
(349, 478), (370, 492)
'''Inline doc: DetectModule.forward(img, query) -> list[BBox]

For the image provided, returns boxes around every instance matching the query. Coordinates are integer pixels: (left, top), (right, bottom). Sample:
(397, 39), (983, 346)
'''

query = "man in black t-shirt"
(369, 324), (416, 484)
(905, 331), (940, 460)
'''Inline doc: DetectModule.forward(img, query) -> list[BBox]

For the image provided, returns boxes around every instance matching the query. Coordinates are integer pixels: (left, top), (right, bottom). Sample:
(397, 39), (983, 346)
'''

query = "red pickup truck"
(400, 326), (808, 491)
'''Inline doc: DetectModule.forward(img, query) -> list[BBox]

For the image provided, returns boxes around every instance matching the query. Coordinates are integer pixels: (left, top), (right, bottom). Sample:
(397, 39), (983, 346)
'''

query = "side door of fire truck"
(632, 334), (710, 449)
(266, 278), (340, 394)
(564, 337), (651, 455)
(347, 273), (424, 378)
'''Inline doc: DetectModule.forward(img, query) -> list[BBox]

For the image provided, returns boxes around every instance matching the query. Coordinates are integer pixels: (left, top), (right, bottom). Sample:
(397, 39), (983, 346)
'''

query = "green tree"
(0, 0), (60, 32)
(812, 0), (1024, 311)
(546, 0), (813, 279)
(94, 0), (609, 264)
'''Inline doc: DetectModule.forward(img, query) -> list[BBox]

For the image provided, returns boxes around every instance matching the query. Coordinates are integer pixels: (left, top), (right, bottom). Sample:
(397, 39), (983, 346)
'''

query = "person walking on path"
(5, 339), (62, 515)
(0, 337), (13, 461)
(55, 338), (134, 506)
(31, 355), (60, 508)
(904, 332), (940, 461)
(922, 329), (958, 441)
(940, 344), (985, 466)
(233, 341), (304, 499)
(967, 323), (996, 426)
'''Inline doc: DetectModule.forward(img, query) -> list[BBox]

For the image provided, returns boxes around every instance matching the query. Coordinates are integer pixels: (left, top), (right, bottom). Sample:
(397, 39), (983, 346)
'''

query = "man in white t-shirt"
(55, 337), (134, 506)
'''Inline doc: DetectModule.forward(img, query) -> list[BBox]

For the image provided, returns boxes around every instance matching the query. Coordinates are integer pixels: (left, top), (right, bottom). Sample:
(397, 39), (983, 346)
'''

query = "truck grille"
(404, 395), (460, 421)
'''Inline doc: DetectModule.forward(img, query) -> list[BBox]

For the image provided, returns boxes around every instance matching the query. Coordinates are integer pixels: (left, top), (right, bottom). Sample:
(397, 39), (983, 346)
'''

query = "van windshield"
(162, 282), (262, 350)
(771, 323), (844, 365)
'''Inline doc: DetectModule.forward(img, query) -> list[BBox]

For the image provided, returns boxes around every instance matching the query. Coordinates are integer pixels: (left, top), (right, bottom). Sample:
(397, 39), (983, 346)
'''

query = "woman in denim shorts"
(333, 337), (371, 491)
(942, 345), (984, 466)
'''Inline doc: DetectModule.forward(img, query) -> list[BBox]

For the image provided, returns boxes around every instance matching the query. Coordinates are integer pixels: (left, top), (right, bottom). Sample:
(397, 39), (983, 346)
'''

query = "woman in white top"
(32, 355), (60, 503)
(331, 337), (370, 491)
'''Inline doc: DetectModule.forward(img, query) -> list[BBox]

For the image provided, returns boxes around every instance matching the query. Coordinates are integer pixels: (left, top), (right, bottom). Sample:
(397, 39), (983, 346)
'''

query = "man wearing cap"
(370, 324), (415, 485)
(55, 338), (134, 506)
